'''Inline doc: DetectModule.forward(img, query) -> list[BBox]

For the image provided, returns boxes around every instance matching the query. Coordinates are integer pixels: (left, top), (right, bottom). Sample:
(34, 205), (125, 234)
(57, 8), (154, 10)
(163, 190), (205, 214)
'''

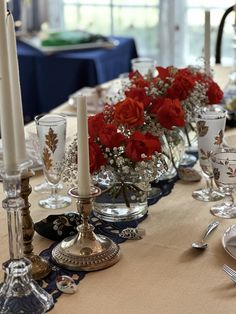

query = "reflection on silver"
(56, 275), (77, 294)
(119, 227), (145, 240)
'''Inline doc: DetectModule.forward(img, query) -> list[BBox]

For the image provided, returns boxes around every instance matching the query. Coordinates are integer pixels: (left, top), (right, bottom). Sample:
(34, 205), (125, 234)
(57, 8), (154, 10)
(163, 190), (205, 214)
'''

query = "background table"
(17, 36), (138, 122)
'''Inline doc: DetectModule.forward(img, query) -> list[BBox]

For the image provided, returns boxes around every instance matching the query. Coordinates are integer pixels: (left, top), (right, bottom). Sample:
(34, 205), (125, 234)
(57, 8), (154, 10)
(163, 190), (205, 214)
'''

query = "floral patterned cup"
(35, 114), (72, 209)
(192, 106), (226, 202)
(211, 148), (236, 218)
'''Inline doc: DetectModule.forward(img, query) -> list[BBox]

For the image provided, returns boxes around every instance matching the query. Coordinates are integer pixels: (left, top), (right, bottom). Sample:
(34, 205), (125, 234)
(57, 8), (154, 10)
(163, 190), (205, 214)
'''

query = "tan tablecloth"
(2, 131), (233, 314)
(2, 66), (236, 314)
(2, 161), (236, 314)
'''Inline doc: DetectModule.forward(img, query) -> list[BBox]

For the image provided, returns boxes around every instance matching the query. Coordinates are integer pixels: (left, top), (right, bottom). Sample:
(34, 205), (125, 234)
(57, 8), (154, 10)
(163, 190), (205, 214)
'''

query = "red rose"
(129, 71), (150, 88)
(98, 124), (125, 148)
(207, 81), (223, 104)
(149, 97), (165, 115)
(88, 113), (105, 138)
(125, 131), (161, 162)
(125, 87), (151, 108)
(114, 97), (144, 128)
(155, 98), (185, 129)
(89, 139), (107, 174)
(156, 66), (172, 81)
(167, 73), (195, 100)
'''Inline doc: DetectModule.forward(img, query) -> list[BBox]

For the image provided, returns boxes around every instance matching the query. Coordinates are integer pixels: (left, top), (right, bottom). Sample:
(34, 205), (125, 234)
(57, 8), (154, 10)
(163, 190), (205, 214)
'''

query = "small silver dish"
(56, 275), (77, 294)
(119, 227), (145, 240)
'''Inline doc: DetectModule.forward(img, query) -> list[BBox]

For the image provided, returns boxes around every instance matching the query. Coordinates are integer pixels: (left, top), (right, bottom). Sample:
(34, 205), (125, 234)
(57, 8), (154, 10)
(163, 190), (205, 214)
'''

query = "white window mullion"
(174, 0), (186, 66)
(48, 0), (63, 30)
(158, 0), (186, 67)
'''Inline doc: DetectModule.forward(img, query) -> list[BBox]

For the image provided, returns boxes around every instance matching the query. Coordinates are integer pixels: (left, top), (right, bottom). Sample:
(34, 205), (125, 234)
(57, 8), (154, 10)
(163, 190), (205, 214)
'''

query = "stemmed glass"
(35, 114), (71, 209)
(192, 106), (226, 202)
(211, 147), (236, 218)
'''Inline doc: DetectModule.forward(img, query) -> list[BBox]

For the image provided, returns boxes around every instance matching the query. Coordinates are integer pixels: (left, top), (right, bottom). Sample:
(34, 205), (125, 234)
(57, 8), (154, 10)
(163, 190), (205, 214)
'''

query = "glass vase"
(180, 123), (198, 167)
(93, 170), (151, 222)
(159, 128), (185, 180)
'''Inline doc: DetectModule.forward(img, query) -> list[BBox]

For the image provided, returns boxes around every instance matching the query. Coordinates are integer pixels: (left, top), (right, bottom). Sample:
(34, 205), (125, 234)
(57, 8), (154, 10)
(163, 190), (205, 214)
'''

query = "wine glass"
(192, 106), (226, 202)
(35, 114), (72, 209)
(211, 147), (236, 218)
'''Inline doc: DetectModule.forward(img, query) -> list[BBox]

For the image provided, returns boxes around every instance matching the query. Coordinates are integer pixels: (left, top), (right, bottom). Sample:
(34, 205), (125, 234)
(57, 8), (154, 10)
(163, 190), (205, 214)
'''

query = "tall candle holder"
(21, 169), (51, 280)
(0, 169), (53, 313)
(52, 186), (120, 271)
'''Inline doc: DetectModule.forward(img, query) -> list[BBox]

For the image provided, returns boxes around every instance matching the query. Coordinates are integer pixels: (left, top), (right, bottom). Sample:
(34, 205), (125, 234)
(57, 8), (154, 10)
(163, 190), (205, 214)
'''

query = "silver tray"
(18, 35), (119, 55)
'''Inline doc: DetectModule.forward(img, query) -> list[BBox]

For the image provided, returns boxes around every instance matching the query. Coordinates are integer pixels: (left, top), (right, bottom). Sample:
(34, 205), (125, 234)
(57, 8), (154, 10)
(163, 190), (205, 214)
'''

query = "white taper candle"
(77, 95), (91, 196)
(7, 13), (27, 164)
(204, 10), (211, 76)
(0, 2), (17, 171)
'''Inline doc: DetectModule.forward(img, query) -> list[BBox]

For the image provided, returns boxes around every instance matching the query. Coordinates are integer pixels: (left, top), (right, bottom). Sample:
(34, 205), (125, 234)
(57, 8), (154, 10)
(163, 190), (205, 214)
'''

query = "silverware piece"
(192, 221), (219, 249)
(223, 264), (236, 283)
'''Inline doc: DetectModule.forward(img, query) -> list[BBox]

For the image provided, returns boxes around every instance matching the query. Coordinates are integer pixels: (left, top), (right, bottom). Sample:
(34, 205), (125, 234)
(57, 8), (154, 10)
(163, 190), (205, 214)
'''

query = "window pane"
(113, 0), (159, 5)
(113, 6), (159, 58)
(64, 0), (110, 4)
(64, 5), (111, 34)
(186, 6), (235, 65)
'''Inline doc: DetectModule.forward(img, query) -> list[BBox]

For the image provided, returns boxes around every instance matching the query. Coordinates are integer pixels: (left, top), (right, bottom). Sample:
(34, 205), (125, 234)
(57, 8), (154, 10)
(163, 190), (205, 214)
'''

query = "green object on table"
(41, 31), (107, 47)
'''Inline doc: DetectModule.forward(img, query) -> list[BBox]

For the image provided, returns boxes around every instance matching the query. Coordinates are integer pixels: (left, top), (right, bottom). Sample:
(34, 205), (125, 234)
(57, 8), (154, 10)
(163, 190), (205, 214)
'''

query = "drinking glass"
(211, 148), (236, 218)
(192, 106), (226, 202)
(131, 57), (158, 78)
(35, 114), (71, 209)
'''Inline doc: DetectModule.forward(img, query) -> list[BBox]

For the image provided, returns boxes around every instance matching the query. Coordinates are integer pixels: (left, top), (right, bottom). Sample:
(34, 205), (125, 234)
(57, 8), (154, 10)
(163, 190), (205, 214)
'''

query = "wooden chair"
(215, 5), (234, 64)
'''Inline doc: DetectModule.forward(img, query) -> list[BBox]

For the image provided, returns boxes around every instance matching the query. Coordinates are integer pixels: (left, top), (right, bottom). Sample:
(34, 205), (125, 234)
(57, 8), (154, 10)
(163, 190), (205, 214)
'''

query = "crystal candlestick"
(0, 170), (54, 314)
(21, 169), (51, 280)
(52, 186), (120, 271)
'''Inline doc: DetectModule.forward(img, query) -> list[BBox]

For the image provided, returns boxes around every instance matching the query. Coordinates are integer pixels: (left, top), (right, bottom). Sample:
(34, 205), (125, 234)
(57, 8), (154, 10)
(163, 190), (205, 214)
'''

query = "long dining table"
(1, 65), (236, 314)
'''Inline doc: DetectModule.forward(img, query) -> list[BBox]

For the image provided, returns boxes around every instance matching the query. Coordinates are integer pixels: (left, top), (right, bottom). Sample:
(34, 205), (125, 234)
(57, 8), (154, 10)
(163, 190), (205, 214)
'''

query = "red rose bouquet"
(63, 104), (167, 207)
(123, 66), (223, 172)
(127, 66), (223, 124)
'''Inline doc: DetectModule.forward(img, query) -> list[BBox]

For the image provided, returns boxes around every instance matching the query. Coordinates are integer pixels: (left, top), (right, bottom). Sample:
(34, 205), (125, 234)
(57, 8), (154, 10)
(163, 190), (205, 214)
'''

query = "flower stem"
(184, 125), (191, 147)
(165, 131), (177, 171)
(121, 183), (131, 208)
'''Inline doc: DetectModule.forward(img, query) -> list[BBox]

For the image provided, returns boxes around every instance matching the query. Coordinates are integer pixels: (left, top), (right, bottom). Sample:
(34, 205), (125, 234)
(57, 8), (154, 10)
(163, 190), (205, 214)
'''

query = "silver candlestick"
(52, 186), (120, 271)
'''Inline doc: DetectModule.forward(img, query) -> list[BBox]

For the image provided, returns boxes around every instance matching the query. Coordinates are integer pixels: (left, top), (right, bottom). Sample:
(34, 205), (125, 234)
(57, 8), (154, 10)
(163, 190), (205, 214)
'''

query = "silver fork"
(223, 264), (236, 283)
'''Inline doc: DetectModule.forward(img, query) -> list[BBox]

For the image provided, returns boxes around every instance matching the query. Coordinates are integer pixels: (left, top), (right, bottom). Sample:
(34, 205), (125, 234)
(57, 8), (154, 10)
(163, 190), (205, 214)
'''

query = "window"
(61, 0), (160, 59)
(23, 0), (236, 67)
(186, 0), (235, 66)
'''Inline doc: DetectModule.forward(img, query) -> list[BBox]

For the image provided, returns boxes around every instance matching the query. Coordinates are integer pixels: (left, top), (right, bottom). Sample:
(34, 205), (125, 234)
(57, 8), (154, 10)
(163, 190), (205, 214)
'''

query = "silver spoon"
(192, 221), (219, 249)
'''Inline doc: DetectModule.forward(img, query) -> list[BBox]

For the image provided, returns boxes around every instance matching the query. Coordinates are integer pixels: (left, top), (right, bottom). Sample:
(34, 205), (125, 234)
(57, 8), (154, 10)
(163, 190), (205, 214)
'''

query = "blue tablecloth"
(17, 36), (138, 122)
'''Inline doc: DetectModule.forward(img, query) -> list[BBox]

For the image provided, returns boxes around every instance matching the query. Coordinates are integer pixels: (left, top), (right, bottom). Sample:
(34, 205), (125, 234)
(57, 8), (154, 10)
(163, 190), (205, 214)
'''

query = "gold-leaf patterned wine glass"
(35, 114), (71, 209)
(211, 147), (236, 218)
(192, 106), (226, 202)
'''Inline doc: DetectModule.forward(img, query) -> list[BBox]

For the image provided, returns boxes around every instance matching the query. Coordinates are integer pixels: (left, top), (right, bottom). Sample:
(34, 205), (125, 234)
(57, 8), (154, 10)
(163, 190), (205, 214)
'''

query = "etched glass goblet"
(35, 114), (71, 209)
(192, 106), (226, 202)
(211, 148), (236, 218)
